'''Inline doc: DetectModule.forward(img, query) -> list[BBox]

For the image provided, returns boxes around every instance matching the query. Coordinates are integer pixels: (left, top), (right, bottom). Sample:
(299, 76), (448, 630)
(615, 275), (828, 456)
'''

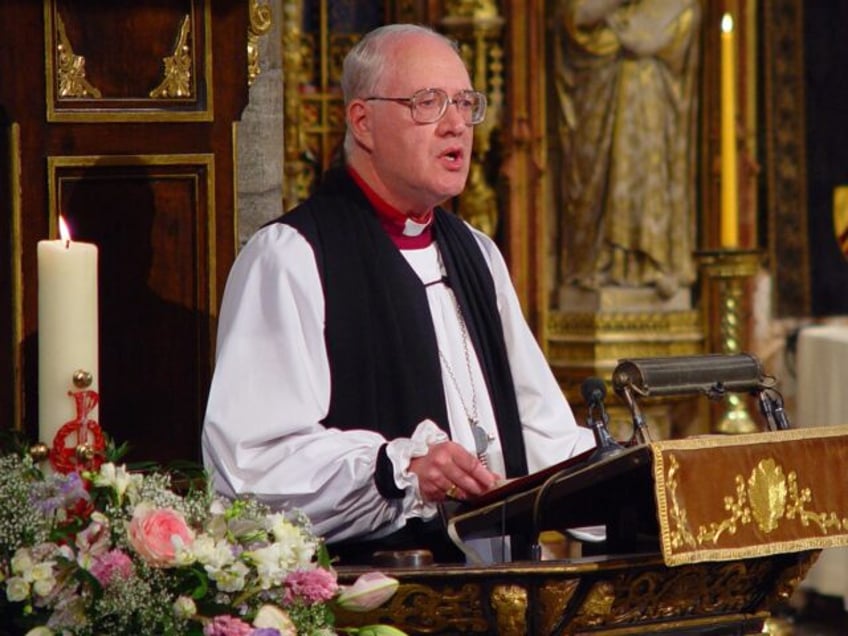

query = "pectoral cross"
(472, 423), (495, 468)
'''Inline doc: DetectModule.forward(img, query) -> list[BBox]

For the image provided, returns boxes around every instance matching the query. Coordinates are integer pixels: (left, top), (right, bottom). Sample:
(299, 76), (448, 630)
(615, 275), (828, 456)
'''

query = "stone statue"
(553, 0), (701, 299)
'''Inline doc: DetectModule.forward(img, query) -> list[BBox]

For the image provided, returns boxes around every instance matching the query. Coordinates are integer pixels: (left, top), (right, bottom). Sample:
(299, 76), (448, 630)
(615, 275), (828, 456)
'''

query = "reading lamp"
(611, 353), (789, 441)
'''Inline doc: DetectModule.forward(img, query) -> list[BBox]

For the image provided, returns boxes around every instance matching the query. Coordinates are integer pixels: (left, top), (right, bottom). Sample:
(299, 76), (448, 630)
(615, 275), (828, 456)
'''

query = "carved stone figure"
(553, 0), (701, 298)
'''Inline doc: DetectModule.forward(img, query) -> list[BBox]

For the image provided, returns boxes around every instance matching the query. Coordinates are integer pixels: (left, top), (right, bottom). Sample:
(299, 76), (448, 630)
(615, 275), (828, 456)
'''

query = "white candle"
(720, 13), (739, 248)
(37, 216), (99, 448)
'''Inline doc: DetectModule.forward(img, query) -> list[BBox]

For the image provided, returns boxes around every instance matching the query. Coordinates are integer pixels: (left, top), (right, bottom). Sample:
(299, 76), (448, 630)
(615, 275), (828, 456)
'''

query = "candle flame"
(721, 13), (734, 33)
(58, 216), (72, 247)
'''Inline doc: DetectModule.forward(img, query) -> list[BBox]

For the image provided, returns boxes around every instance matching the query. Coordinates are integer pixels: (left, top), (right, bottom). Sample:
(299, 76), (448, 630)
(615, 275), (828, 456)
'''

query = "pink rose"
(127, 502), (194, 567)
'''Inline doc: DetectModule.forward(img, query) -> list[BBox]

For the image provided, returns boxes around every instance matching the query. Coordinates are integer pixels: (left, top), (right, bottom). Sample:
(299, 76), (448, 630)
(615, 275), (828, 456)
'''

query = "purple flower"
(29, 471), (90, 516)
(250, 630), (281, 636)
(90, 549), (134, 586)
(283, 567), (338, 605)
(203, 615), (254, 636)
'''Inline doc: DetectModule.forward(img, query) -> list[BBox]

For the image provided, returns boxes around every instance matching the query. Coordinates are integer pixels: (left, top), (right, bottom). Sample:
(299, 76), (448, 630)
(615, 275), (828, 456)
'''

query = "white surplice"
(201, 220), (595, 546)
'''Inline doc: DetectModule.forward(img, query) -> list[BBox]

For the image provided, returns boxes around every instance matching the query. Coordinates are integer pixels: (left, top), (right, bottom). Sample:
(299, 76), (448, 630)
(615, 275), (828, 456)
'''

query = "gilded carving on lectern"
(336, 581), (489, 632)
(538, 579), (579, 633)
(490, 584), (528, 636)
(575, 581), (615, 626)
(55, 13), (102, 98)
(150, 15), (193, 98)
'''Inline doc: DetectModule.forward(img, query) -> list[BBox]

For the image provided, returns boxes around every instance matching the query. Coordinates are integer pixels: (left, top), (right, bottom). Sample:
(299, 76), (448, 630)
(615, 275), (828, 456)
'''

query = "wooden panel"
(45, 0), (213, 121)
(23, 156), (216, 463)
(0, 0), (248, 465)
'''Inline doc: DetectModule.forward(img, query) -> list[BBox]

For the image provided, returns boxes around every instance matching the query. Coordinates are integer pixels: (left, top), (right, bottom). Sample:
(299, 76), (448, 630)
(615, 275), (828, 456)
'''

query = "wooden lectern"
(337, 425), (848, 635)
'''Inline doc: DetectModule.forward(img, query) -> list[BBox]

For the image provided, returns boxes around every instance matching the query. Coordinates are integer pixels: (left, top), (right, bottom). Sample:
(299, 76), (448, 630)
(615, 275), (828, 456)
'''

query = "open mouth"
(442, 148), (464, 165)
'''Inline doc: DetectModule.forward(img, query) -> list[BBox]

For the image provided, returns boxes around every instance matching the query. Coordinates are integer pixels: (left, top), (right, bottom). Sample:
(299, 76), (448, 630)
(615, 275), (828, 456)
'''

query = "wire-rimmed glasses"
(365, 88), (487, 126)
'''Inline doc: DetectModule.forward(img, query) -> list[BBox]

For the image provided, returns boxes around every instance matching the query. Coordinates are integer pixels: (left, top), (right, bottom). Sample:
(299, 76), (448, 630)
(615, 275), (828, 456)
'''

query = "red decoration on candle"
(51, 389), (105, 473)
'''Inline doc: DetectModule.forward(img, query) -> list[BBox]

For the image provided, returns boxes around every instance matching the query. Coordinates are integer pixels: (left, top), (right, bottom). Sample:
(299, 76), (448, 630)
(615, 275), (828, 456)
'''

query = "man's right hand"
(408, 441), (502, 502)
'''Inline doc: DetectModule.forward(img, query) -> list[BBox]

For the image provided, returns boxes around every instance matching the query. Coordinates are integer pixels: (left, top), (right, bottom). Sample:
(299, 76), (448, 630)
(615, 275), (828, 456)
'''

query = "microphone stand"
(587, 397), (626, 461)
(619, 385), (652, 445)
(530, 379), (624, 561)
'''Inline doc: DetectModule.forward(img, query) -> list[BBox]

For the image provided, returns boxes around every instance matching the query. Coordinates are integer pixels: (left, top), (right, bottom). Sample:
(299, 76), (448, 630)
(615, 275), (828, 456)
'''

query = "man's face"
(354, 33), (476, 215)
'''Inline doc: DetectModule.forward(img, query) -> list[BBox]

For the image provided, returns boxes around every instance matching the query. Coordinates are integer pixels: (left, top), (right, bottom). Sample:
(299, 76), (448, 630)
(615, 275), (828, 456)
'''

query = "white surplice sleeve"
(468, 228), (597, 473)
(201, 223), (439, 544)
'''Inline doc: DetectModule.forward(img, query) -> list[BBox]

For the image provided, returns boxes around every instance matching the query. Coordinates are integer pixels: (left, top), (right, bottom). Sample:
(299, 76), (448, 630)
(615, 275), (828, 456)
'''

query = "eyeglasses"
(365, 88), (487, 126)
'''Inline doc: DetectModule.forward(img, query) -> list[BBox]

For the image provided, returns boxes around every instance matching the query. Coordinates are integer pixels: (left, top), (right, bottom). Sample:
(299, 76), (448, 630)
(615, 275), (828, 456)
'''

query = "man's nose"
(440, 100), (468, 132)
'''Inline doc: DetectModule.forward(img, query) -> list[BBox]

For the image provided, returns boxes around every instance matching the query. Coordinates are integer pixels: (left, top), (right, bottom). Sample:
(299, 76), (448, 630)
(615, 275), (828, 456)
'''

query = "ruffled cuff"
(384, 419), (449, 519)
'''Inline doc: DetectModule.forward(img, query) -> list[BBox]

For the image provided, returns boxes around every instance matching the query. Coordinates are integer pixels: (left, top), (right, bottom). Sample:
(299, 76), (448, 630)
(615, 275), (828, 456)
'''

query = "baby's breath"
(0, 455), (51, 561)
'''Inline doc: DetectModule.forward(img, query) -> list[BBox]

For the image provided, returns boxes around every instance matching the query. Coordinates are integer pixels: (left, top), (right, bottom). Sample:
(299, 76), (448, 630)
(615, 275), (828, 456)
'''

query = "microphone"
(581, 376), (607, 413)
(581, 377), (624, 461)
(757, 387), (792, 431)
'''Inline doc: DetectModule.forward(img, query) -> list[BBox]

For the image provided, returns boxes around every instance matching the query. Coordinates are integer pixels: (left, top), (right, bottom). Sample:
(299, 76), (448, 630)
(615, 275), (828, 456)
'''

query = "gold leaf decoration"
(663, 451), (848, 550)
(747, 458), (787, 533)
(150, 15), (192, 99)
(55, 13), (102, 98)
(247, 0), (272, 86)
(490, 584), (528, 636)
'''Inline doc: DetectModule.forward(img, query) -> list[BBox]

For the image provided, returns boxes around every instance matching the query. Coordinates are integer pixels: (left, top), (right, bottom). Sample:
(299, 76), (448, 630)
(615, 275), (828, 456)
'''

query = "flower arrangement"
(0, 446), (404, 636)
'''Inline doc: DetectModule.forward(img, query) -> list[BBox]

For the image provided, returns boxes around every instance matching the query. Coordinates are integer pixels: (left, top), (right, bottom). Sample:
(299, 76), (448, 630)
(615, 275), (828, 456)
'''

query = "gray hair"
(340, 24), (460, 156)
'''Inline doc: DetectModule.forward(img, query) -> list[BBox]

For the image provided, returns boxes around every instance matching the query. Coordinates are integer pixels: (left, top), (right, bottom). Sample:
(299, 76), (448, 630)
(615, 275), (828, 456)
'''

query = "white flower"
(209, 560), (250, 593)
(8, 547), (57, 598)
(32, 577), (55, 597)
(267, 515), (315, 563)
(264, 515), (316, 568)
(6, 576), (30, 602)
(25, 627), (54, 636)
(244, 543), (290, 589)
(172, 595), (197, 619)
(11, 548), (34, 575)
(92, 462), (139, 504)
(29, 562), (57, 597)
(193, 535), (236, 570)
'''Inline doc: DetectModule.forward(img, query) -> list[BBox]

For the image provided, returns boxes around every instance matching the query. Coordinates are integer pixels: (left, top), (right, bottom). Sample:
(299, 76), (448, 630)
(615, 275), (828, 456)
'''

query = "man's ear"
(347, 100), (374, 151)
